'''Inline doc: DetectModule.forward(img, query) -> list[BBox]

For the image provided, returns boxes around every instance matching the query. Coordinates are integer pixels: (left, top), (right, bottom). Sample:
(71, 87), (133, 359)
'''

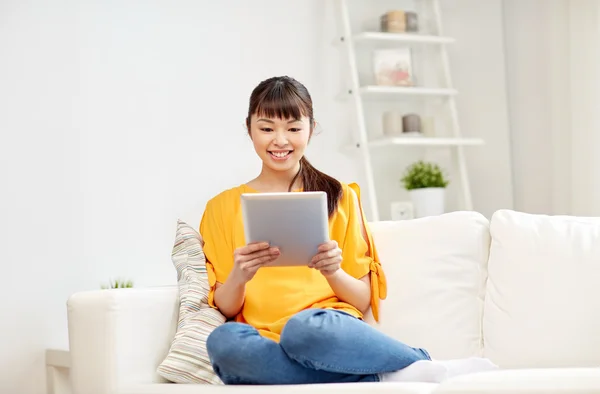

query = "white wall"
(503, 0), (600, 216)
(440, 0), (514, 217)
(568, 1), (600, 216)
(0, 1), (512, 393)
(502, 0), (568, 214)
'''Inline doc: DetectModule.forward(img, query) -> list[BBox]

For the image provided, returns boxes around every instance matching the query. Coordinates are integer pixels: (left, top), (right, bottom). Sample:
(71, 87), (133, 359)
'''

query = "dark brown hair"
(245, 76), (342, 217)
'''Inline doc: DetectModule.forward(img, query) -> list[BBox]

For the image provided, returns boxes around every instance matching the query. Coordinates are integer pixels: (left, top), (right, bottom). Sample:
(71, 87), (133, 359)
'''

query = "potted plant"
(101, 278), (134, 290)
(400, 160), (449, 218)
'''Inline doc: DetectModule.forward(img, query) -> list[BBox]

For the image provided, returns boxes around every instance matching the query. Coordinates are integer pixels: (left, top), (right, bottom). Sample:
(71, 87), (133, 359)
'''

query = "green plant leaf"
(101, 277), (134, 289)
(400, 160), (450, 190)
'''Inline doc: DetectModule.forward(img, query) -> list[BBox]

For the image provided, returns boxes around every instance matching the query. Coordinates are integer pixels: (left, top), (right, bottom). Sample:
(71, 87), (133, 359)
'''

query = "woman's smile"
(268, 150), (293, 161)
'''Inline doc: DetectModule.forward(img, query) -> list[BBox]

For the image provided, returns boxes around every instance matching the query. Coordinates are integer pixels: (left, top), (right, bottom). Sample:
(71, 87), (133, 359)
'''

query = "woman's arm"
(212, 242), (280, 319)
(213, 279), (245, 319)
(310, 188), (372, 313)
(325, 271), (371, 313)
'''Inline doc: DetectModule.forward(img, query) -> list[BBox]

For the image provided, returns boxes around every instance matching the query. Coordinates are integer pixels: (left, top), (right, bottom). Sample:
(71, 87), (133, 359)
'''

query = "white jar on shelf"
(382, 111), (403, 136)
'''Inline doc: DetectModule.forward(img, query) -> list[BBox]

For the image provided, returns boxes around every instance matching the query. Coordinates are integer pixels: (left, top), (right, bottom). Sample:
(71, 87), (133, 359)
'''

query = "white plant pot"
(408, 187), (445, 218)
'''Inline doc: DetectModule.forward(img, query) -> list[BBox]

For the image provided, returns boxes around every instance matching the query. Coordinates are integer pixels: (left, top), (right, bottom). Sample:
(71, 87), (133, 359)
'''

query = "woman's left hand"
(309, 240), (342, 277)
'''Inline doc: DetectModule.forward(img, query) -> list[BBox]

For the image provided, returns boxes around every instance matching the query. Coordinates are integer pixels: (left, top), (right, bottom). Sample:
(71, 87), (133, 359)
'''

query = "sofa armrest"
(67, 286), (179, 394)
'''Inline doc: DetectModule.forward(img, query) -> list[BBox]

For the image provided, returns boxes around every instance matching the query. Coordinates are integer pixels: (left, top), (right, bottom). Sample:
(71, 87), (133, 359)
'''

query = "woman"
(201, 76), (497, 385)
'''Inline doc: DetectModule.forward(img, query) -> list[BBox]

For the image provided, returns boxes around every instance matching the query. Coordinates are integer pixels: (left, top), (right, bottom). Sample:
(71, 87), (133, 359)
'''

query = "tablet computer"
(241, 191), (330, 267)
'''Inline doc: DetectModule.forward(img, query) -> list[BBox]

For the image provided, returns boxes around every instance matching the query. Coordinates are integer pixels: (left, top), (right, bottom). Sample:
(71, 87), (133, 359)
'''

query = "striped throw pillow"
(157, 220), (226, 384)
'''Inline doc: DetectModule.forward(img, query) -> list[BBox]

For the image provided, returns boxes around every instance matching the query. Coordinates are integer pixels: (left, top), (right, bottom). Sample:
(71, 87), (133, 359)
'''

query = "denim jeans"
(206, 308), (431, 385)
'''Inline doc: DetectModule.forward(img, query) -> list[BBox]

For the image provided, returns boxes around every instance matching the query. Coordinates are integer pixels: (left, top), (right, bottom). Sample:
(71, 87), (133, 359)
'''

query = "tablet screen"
(241, 192), (329, 266)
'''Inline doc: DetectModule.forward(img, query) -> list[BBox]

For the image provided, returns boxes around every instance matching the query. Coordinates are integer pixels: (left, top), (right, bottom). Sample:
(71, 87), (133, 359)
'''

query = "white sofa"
(67, 210), (600, 394)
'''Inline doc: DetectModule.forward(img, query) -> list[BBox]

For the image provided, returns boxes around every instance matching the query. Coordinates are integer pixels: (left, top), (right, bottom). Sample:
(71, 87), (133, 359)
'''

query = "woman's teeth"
(270, 151), (291, 158)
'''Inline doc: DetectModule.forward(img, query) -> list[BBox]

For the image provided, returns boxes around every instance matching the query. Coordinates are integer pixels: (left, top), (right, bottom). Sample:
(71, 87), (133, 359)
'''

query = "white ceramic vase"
(408, 187), (445, 218)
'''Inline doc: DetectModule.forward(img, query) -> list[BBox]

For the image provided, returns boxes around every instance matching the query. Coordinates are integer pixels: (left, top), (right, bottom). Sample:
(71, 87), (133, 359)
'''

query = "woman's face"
(248, 114), (312, 175)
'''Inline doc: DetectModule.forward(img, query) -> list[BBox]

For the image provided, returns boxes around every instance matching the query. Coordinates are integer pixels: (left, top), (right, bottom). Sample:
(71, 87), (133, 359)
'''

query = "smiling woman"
(243, 76), (343, 217)
(199, 76), (498, 385)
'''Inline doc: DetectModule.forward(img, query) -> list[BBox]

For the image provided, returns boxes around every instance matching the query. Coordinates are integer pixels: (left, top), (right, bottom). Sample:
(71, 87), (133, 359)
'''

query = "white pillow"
(366, 212), (491, 360)
(157, 220), (226, 384)
(484, 209), (600, 368)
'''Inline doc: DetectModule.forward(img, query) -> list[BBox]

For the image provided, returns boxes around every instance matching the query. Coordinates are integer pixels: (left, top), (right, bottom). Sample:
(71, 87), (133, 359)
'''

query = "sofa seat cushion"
(117, 382), (437, 394)
(434, 368), (600, 394)
(484, 210), (600, 368)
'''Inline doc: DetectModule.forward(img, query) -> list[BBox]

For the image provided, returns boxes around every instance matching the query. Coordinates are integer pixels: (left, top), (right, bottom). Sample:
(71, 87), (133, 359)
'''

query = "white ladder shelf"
(336, 0), (482, 221)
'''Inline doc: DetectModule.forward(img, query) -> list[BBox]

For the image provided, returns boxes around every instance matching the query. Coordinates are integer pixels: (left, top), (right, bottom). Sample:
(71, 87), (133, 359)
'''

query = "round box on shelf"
(380, 10), (406, 33)
(402, 113), (421, 134)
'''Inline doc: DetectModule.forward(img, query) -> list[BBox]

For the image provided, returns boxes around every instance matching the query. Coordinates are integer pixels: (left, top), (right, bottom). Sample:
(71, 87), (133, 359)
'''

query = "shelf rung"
(359, 86), (458, 97)
(359, 137), (485, 148)
(353, 32), (455, 45)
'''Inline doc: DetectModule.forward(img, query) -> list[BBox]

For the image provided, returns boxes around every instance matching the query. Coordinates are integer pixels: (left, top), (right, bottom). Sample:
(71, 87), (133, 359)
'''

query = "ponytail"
(288, 157), (342, 217)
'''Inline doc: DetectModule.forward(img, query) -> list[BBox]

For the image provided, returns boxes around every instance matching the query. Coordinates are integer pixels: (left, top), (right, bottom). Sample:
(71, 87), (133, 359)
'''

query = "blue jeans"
(206, 309), (431, 385)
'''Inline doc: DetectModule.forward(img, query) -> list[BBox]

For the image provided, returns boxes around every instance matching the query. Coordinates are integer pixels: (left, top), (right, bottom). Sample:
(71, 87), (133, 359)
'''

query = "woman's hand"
(214, 242), (277, 319)
(309, 240), (342, 277)
(231, 242), (280, 284)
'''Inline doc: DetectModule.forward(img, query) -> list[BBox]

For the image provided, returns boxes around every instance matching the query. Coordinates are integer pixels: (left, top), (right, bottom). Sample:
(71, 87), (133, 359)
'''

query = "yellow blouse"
(199, 182), (387, 342)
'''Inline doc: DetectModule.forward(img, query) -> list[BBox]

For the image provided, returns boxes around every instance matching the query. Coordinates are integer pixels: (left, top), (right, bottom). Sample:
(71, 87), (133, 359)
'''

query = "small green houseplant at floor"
(101, 278), (134, 289)
(401, 160), (449, 218)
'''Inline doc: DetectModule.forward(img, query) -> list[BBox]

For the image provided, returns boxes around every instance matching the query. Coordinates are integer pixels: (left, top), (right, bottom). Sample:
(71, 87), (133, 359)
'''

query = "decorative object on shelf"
(402, 113), (422, 136)
(380, 10), (406, 33)
(390, 201), (414, 221)
(101, 278), (134, 289)
(382, 111), (403, 136)
(421, 116), (436, 137)
(383, 112), (424, 137)
(401, 160), (449, 218)
(373, 48), (414, 86)
(405, 11), (419, 32)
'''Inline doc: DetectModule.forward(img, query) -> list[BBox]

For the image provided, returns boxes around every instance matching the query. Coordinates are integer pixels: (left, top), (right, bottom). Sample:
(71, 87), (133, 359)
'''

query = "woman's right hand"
(231, 242), (280, 283)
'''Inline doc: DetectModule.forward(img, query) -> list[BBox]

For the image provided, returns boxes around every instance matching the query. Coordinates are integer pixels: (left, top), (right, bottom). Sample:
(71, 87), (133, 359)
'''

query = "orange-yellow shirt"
(199, 182), (387, 342)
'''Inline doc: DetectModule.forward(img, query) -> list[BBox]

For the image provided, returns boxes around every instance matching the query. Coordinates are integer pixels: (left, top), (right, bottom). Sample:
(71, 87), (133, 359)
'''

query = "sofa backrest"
(483, 209), (600, 368)
(365, 211), (491, 360)
(367, 209), (600, 369)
